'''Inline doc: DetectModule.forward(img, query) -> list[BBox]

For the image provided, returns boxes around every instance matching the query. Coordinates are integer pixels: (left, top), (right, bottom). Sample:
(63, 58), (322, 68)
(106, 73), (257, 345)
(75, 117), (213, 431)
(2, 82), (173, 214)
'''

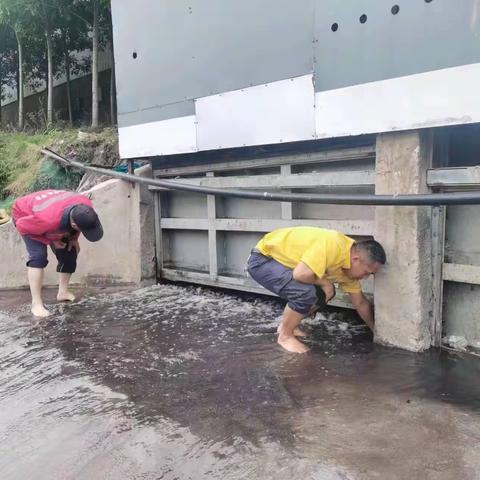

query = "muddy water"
(1, 285), (480, 480)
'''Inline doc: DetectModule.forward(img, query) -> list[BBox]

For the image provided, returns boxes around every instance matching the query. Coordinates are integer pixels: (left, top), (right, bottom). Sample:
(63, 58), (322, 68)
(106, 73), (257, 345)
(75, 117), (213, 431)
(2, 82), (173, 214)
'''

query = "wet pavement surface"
(1, 284), (480, 479)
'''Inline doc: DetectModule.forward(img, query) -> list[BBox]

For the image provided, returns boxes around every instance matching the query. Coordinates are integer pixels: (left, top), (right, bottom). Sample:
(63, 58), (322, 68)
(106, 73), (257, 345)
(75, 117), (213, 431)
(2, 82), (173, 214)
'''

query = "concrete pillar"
(374, 130), (434, 351)
(136, 165), (156, 282)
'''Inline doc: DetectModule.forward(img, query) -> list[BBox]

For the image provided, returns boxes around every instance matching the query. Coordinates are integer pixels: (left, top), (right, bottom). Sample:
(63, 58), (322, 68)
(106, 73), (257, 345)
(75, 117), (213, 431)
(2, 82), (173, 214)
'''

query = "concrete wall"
(0, 165), (154, 290)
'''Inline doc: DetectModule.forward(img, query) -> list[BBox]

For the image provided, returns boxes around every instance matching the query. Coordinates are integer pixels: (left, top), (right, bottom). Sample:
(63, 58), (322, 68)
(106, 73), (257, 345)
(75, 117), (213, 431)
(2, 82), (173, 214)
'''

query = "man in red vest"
(13, 189), (104, 317)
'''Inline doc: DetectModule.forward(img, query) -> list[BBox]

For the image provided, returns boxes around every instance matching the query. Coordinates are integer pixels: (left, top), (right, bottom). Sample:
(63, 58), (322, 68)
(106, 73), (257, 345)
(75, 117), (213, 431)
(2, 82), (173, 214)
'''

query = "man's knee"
(27, 257), (48, 269)
(54, 248), (77, 274)
(22, 236), (48, 268)
(286, 285), (317, 315)
(56, 259), (77, 274)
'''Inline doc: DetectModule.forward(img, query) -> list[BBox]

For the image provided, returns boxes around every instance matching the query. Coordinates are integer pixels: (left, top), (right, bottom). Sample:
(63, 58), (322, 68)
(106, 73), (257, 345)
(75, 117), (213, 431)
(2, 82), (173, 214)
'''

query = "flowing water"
(1, 284), (480, 479)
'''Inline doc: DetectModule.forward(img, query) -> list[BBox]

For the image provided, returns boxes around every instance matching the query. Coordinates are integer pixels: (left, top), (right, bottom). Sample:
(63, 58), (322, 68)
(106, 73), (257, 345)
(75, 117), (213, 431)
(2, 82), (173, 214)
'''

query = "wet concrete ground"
(1, 284), (480, 480)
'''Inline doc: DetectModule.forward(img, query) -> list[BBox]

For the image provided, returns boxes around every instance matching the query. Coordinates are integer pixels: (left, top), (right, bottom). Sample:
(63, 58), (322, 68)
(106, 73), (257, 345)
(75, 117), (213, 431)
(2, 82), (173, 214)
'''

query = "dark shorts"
(247, 251), (320, 315)
(22, 236), (78, 273)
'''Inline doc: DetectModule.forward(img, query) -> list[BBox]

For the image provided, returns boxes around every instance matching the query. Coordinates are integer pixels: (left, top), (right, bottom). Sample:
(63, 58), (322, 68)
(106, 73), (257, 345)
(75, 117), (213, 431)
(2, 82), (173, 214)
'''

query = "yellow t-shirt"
(255, 226), (362, 293)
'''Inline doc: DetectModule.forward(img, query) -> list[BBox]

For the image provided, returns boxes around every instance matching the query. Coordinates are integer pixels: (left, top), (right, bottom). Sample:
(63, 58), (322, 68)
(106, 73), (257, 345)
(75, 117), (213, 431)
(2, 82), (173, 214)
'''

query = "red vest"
(13, 189), (93, 245)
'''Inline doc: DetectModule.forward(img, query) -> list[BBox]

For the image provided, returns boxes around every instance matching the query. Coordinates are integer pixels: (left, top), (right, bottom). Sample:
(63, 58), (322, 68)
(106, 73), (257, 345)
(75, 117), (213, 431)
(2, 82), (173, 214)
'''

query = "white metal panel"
(196, 74), (315, 151)
(118, 115), (197, 158)
(315, 63), (480, 138)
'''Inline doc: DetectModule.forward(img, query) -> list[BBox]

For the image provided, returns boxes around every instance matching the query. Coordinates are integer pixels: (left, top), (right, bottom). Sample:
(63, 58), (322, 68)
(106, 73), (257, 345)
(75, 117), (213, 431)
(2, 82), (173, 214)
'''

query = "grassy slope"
(0, 128), (118, 213)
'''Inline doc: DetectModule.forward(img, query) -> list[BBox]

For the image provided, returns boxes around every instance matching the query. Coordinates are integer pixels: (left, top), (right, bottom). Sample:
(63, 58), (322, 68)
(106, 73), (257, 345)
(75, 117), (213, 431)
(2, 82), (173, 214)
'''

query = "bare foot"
(278, 334), (310, 353)
(57, 291), (75, 302)
(293, 327), (308, 337)
(31, 303), (51, 317)
(277, 325), (308, 337)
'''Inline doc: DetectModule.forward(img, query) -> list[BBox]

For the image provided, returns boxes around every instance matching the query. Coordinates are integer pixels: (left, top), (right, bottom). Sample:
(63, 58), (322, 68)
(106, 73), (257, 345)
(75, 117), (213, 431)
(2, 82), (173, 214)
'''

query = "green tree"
(0, 24), (17, 124)
(1, 0), (113, 129)
(20, 0), (65, 127)
(56, 0), (91, 125)
(0, 0), (34, 129)
(64, 0), (113, 128)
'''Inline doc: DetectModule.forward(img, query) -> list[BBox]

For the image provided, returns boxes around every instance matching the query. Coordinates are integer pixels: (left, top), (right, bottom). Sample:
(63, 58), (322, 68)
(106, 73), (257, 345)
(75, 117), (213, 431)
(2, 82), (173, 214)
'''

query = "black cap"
(71, 204), (103, 242)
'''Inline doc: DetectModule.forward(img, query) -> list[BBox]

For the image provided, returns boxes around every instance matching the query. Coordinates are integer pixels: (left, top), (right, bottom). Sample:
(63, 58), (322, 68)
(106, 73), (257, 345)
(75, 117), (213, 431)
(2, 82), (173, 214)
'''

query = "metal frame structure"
(150, 144), (373, 308)
(108, 1), (480, 351)
(427, 166), (480, 286)
(149, 144), (480, 347)
(43, 145), (480, 348)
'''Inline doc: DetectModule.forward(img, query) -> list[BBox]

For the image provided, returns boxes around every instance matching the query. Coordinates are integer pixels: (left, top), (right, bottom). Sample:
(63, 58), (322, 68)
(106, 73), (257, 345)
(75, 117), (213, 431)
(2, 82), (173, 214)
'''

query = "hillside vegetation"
(0, 128), (119, 213)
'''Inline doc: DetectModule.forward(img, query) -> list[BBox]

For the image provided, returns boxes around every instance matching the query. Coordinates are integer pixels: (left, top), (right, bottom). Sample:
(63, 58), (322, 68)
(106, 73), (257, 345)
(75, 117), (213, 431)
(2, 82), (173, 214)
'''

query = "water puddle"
(1, 284), (479, 479)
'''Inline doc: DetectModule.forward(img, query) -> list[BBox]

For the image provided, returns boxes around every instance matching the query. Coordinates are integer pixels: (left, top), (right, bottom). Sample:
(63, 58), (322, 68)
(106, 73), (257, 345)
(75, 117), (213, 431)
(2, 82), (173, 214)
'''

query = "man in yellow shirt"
(247, 227), (386, 353)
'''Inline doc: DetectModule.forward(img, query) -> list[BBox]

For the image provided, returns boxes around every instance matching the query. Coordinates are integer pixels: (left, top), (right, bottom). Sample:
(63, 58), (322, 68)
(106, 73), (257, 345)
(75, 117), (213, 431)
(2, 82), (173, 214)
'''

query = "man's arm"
(293, 262), (335, 301)
(349, 291), (374, 331)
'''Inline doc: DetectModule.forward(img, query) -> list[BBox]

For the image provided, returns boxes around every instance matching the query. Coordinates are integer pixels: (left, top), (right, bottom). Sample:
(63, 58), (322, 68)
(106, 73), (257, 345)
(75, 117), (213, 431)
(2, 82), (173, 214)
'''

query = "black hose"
(42, 148), (479, 206)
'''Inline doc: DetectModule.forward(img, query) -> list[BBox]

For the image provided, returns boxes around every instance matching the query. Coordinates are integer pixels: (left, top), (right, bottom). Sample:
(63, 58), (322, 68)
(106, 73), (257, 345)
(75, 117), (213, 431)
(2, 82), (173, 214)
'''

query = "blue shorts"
(247, 251), (318, 315)
(22, 236), (78, 273)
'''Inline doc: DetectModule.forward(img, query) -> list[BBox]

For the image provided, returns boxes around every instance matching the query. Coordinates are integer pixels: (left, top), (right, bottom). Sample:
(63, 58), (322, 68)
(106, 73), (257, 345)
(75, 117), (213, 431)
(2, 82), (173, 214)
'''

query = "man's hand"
(293, 262), (335, 302)
(322, 282), (335, 302)
(349, 292), (374, 331)
(52, 240), (66, 249)
(315, 278), (335, 302)
(68, 239), (81, 254)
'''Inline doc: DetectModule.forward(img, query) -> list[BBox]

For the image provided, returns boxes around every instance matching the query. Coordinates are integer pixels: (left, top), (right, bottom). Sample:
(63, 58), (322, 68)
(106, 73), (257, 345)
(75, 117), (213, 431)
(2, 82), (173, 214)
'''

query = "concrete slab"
(0, 284), (479, 479)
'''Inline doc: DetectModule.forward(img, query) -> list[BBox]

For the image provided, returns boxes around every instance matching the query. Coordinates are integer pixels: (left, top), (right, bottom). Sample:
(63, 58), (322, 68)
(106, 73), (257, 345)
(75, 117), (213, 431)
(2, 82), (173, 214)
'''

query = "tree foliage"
(0, 0), (114, 130)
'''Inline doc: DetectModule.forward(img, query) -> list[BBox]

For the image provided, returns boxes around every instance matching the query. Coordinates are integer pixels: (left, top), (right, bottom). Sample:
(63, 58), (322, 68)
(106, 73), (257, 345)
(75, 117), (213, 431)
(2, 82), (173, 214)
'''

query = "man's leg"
(277, 305), (310, 353)
(28, 267), (50, 317)
(21, 236), (50, 317)
(277, 320), (308, 337)
(52, 245), (77, 302)
(248, 252), (317, 353)
(57, 273), (75, 301)
(275, 282), (321, 353)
